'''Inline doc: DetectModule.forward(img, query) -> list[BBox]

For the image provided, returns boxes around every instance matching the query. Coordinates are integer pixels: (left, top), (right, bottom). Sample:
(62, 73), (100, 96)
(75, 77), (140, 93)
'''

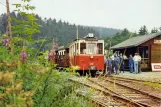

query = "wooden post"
(6, 0), (13, 54)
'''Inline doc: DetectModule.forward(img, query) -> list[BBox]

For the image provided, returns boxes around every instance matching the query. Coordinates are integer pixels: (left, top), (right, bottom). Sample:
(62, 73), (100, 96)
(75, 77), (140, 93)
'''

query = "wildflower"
(54, 42), (58, 49)
(20, 50), (28, 63)
(48, 50), (55, 62)
(3, 38), (9, 47)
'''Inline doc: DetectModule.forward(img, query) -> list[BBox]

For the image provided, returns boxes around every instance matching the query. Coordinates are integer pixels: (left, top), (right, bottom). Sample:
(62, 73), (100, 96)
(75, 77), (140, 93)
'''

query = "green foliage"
(56, 93), (94, 107)
(144, 82), (161, 89)
(33, 71), (74, 107)
(0, 11), (123, 51)
(151, 27), (158, 34)
(139, 25), (148, 35)
(104, 28), (137, 49)
(12, 4), (40, 42)
(0, 1), (94, 107)
(0, 33), (91, 107)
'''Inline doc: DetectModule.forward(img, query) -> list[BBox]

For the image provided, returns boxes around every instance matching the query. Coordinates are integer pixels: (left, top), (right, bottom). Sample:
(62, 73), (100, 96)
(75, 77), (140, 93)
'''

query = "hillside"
(0, 12), (121, 50)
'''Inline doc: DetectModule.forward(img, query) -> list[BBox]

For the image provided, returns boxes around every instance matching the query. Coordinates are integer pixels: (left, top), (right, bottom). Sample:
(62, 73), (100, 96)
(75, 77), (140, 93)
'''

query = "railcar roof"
(110, 32), (161, 49)
(73, 36), (100, 41)
(56, 46), (65, 51)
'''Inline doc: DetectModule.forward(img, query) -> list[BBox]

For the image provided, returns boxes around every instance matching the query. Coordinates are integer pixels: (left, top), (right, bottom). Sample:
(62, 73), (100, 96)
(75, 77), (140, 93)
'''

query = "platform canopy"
(110, 32), (161, 49)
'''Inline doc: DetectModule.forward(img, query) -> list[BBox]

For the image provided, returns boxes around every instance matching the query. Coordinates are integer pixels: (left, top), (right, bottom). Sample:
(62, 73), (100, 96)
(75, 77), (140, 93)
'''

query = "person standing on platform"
(103, 53), (107, 75)
(106, 56), (112, 76)
(119, 53), (125, 73)
(129, 54), (134, 73)
(117, 53), (121, 73)
(114, 54), (120, 74)
(133, 53), (139, 74)
(138, 53), (142, 73)
(111, 54), (115, 74)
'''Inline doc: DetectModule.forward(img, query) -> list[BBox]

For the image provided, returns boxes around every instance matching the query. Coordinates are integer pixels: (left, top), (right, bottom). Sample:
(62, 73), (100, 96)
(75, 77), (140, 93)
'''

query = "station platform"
(113, 71), (161, 83)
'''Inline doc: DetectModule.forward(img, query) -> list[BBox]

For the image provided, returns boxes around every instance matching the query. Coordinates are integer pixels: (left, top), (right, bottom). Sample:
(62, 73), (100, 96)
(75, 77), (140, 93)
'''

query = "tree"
(0, 17), (5, 35)
(0, 14), (7, 34)
(105, 28), (136, 48)
(139, 25), (148, 35)
(151, 27), (158, 33)
(0, 12), (121, 50)
(159, 27), (161, 32)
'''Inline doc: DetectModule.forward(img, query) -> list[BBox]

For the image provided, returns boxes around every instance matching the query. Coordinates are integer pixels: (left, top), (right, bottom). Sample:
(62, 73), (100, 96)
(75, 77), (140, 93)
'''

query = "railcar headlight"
(90, 56), (93, 59)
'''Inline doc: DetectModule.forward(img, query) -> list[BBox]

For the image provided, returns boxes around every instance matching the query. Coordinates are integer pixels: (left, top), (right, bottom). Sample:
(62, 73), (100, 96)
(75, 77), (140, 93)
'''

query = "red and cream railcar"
(56, 33), (104, 76)
(55, 46), (70, 68)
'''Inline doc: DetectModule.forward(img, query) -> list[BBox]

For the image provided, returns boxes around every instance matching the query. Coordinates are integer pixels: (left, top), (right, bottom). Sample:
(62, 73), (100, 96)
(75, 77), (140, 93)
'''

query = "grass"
(143, 81), (161, 89)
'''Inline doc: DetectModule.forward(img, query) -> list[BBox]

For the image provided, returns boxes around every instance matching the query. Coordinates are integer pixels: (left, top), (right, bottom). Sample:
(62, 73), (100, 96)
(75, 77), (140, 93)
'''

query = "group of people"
(103, 52), (142, 76)
(129, 53), (142, 74)
(103, 52), (125, 76)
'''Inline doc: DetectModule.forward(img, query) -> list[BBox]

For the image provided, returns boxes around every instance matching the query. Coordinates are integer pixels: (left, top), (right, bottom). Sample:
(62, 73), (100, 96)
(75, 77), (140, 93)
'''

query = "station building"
(110, 32), (161, 71)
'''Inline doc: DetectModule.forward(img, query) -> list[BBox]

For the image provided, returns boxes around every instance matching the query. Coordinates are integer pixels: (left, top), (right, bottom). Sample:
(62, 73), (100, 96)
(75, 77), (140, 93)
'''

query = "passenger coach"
(55, 33), (104, 76)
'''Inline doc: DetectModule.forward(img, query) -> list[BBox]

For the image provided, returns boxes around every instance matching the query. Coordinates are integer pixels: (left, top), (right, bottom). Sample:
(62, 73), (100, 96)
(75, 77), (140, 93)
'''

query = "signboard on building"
(151, 63), (161, 71)
(154, 39), (161, 44)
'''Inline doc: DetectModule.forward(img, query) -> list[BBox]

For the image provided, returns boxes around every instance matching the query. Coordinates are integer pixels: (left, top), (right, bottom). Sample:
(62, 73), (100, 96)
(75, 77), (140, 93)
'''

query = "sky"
(0, 0), (161, 32)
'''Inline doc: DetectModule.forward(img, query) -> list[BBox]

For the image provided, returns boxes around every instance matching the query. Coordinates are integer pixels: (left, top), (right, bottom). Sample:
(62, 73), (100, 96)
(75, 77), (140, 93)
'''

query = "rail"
(89, 77), (161, 107)
(69, 77), (144, 107)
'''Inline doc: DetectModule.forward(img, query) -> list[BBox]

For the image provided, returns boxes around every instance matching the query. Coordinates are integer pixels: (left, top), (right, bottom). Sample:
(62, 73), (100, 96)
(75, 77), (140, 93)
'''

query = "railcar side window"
(80, 43), (86, 54)
(73, 45), (75, 55)
(97, 43), (103, 54)
(75, 43), (79, 55)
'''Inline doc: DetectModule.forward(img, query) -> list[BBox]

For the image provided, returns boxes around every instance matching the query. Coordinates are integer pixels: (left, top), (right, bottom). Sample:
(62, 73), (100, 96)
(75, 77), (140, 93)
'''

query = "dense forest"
(0, 12), (161, 51)
(0, 12), (121, 50)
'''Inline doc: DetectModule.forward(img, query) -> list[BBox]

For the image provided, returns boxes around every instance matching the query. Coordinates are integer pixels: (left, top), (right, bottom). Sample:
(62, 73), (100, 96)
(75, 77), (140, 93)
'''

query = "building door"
(151, 45), (161, 63)
(139, 46), (149, 69)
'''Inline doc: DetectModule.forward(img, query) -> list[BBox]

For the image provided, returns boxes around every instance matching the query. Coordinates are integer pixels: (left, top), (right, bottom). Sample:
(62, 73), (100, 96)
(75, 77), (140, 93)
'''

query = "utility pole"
(6, 0), (13, 54)
(76, 26), (78, 40)
(75, 26), (79, 66)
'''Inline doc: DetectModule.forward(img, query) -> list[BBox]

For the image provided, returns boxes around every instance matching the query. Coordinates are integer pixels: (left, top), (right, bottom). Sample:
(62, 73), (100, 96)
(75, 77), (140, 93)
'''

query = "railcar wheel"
(78, 70), (83, 76)
(90, 70), (96, 77)
(83, 70), (88, 76)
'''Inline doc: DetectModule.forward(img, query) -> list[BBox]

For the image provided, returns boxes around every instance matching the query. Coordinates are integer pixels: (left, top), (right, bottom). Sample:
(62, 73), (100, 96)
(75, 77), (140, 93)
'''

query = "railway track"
(89, 77), (161, 107)
(69, 77), (144, 107)
(76, 86), (125, 107)
(105, 76), (161, 100)
(111, 76), (161, 84)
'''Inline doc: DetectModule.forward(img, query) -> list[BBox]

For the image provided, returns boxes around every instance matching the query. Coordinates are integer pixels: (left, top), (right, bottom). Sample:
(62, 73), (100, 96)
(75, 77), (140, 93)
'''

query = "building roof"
(110, 32), (161, 49)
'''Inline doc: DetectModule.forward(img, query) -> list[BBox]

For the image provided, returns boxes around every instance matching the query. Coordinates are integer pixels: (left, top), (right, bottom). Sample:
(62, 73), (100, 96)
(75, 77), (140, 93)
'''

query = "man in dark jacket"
(129, 54), (134, 73)
(119, 53), (124, 73)
(114, 54), (120, 74)
(103, 53), (107, 75)
(106, 56), (112, 76)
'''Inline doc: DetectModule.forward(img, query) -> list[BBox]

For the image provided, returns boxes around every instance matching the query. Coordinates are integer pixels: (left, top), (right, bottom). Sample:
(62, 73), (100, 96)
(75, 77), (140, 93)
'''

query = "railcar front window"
(87, 43), (97, 54)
